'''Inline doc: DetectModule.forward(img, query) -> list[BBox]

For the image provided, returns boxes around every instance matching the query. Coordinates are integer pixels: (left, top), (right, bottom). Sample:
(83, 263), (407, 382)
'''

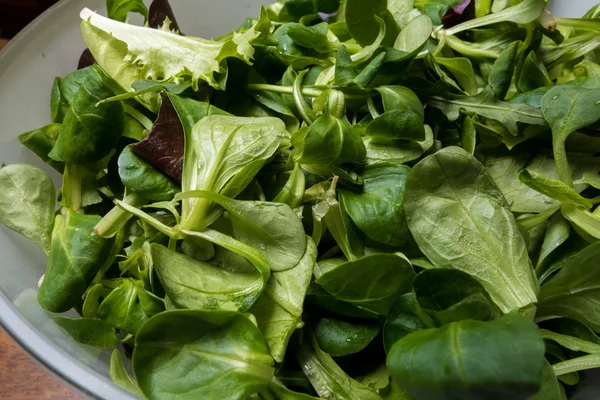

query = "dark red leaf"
(442, 0), (475, 28)
(77, 48), (96, 70)
(149, 0), (181, 32)
(131, 93), (185, 183)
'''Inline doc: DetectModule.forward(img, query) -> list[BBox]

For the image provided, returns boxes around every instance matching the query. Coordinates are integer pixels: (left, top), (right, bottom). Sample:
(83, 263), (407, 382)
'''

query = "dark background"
(0, 0), (59, 39)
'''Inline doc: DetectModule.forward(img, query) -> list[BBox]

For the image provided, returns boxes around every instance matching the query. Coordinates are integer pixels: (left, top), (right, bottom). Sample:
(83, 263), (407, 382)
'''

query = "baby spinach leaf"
(315, 253), (415, 316)
(413, 269), (497, 326)
(51, 67), (97, 123)
(110, 350), (144, 396)
(18, 124), (64, 172)
(341, 163), (412, 247)
(393, 14), (433, 56)
(519, 169), (593, 209)
(252, 238), (317, 362)
(306, 284), (381, 320)
(49, 66), (124, 164)
(488, 40), (520, 99)
(404, 147), (539, 313)
(118, 147), (180, 202)
(434, 56), (478, 96)
(387, 315), (545, 400)
(98, 279), (164, 334)
(178, 191), (306, 272)
(151, 241), (269, 312)
(133, 310), (274, 400)
(107, 0), (148, 22)
(366, 86), (425, 142)
(37, 210), (114, 313)
(429, 88), (547, 136)
(296, 329), (383, 400)
(261, 378), (319, 400)
(345, 0), (399, 47)
(53, 316), (119, 348)
(314, 317), (381, 357)
(536, 212), (571, 275)
(364, 125), (435, 165)
(517, 51), (552, 93)
(0, 164), (56, 255)
(541, 61), (600, 185)
(537, 242), (600, 331)
(180, 116), (286, 230)
(383, 293), (430, 353)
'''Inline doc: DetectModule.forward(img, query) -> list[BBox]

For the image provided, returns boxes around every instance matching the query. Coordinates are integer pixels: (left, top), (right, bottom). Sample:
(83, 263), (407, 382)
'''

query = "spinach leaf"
(530, 360), (567, 400)
(315, 253), (415, 316)
(541, 61), (600, 185)
(49, 66), (124, 165)
(383, 293), (430, 353)
(118, 147), (180, 201)
(252, 238), (317, 362)
(296, 329), (383, 400)
(177, 191), (306, 272)
(180, 116), (286, 230)
(345, 0), (399, 47)
(133, 310), (274, 400)
(151, 241), (269, 312)
(536, 212), (571, 275)
(488, 40), (520, 99)
(51, 67), (97, 123)
(364, 125), (434, 165)
(110, 350), (144, 396)
(53, 316), (119, 348)
(413, 269), (498, 326)
(519, 169), (593, 209)
(404, 147), (539, 313)
(18, 124), (64, 172)
(0, 164), (56, 255)
(387, 315), (545, 400)
(314, 317), (381, 357)
(107, 0), (148, 22)
(98, 279), (164, 334)
(341, 162), (412, 247)
(537, 242), (600, 331)
(37, 210), (115, 313)
(393, 14), (433, 56)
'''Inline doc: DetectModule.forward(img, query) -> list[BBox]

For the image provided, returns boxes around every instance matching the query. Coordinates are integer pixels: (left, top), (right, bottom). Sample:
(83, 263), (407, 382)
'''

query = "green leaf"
(561, 204), (600, 240)
(110, 350), (144, 396)
(413, 269), (498, 326)
(273, 163), (305, 209)
(340, 162), (412, 247)
(393, 14), (433, 56)
(345, 0), (400, 47)
(315, 253), (415, 316)
(296, 329), (382, 400)
(537, 242), (600, 331)
(414, 0), (463, 25)
(404, 147), (539, 313)
(489, 41), (520, 99)
(429, 88), (547, 137)
(541, 61), (600, 185)
(81, 8), (262, 92)
(180, 115), (286, 230)
(53, 317), (119, 348)
(150, 241), (269, 312)
(387, 315), (545, 400)
(383, 293), (429, 353)
(118, 147), (180, 202)
(434, 57), (478, 96)
(51, 67), (98, 123)
(519, 169), (593, 209)
(540, 329), (600, 354)
(18, 124), (64, 172)
(367, 86), (425, 142)
(0, 164), (55, 255)
(314, 317), (380, 357)
(178, 191), (307, 272)
(49, 66), (124, 164)
(98, 279), (164, 334)
(364, 125), (434, 165)
(133, 310), (274, 400)
(252, 238), (317, 362)
(106, 0), (148, 22)
(461, 115), (476, 154)
(529, 360), (566, 400)
(536, 212), (571, 275)
(37, 210), (115, 313)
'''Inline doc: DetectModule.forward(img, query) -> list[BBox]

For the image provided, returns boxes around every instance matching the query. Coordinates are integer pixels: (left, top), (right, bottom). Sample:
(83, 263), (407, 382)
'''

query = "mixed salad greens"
(2, 0), (600, 398)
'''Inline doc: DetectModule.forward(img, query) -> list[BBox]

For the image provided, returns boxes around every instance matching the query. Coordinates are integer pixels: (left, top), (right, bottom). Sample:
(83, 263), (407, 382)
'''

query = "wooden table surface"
(0, 329), (80, 399)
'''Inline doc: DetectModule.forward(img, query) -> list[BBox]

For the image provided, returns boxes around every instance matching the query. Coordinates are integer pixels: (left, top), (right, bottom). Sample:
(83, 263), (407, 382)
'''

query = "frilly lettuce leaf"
(80, 8), (264, 96)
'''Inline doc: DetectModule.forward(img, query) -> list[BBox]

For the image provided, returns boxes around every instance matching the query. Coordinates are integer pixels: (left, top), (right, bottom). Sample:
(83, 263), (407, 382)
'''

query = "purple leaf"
(442, 0), (475, 28)
(131, 93), (185, 183)
(149, 0), (181, 32)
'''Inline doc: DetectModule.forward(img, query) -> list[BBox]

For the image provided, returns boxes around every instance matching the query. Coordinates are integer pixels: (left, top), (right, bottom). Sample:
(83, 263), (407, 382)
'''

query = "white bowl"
(0, 0), (597, 398)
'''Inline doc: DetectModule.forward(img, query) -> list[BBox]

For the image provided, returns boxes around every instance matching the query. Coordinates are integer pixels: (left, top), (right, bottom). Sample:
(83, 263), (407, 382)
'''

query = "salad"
(1, 0), (600, 398)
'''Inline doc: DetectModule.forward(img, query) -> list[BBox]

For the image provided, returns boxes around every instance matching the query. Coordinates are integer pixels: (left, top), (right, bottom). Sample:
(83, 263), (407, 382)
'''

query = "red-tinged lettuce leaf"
(149, 0), (181, 32)
(442, 0), (475, 28)
(78, 48), (97, 70)
(131, 93), (184, 183)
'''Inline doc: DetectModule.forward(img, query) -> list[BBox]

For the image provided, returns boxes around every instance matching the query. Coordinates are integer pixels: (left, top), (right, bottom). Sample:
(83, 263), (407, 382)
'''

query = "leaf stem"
(552, 137), (573, 186)
(64, 164), (83, 211)
(553, 354), (600, 376)
(94, 192), (146, 238)
(247, 84), (376, 100)
(114, 198), (182, 239)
